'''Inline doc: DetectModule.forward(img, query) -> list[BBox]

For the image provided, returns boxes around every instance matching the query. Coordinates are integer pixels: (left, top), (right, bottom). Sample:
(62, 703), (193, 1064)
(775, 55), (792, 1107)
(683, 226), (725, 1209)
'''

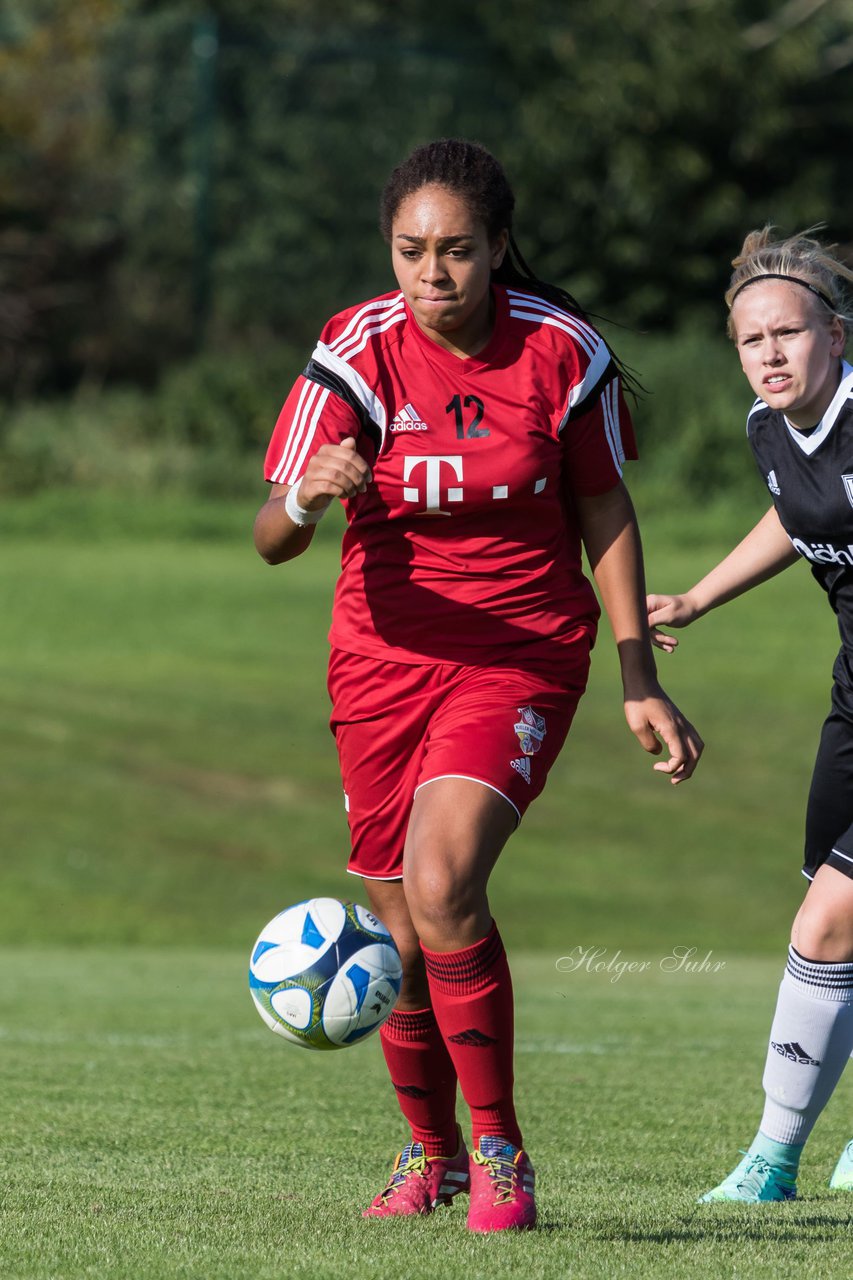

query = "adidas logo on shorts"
(511, 756), (531, 783)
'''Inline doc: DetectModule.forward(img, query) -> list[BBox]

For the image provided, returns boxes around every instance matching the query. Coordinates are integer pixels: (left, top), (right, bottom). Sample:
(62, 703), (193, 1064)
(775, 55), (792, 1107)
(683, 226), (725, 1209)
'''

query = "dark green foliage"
(0, 344), (301, 495)
(619, 323), (760, 506)
(2, 1), (852, 396)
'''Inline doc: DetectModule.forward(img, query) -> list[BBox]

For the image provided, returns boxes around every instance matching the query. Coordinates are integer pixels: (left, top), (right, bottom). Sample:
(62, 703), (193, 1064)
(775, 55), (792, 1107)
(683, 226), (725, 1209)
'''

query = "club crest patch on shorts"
(514, 705), (546, 756)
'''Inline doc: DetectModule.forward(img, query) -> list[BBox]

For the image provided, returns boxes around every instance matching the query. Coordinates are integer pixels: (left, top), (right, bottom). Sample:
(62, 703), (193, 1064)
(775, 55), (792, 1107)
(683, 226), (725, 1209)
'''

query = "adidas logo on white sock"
(770, 1040), (821, 1066)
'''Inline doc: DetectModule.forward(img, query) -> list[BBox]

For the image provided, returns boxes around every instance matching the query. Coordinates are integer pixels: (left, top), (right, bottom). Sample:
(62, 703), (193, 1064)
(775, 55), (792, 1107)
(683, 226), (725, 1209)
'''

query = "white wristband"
(284, 482), (328, 527)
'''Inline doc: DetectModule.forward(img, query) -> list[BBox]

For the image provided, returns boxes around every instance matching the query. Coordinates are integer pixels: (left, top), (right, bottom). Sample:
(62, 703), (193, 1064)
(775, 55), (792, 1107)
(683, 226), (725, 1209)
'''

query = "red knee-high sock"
(421, 923), (522, 1149)
(378, 1006), (459, 1157)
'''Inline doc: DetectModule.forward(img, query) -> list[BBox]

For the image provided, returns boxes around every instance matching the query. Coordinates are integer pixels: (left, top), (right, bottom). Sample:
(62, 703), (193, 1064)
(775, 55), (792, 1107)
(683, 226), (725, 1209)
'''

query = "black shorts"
(804, 651), (853, 882)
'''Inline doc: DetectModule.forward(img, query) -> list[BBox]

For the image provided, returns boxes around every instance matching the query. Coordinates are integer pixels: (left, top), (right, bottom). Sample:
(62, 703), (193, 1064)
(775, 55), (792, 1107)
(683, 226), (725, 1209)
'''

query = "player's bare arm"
(576, 482), (703, 783)
(648, 504), (799, 651)
(254, 437), (371, 565)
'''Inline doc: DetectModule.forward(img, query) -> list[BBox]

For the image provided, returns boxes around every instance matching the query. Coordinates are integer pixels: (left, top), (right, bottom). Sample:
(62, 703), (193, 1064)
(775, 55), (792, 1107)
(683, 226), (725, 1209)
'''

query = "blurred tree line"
(1, 0), (851, 499)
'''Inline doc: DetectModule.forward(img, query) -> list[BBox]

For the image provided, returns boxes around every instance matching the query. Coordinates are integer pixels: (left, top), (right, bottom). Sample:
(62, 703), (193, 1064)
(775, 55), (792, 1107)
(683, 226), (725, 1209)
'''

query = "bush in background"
(0, 344), (301, 498)
(623, 323), (758, 503)
(3, 4), (851, 397)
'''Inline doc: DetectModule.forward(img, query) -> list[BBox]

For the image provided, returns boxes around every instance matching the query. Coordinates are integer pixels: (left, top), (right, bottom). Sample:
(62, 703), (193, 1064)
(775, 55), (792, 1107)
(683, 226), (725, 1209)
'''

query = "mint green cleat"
(699, 1151), (797, 1203)
(829, 1141), (853, 1190)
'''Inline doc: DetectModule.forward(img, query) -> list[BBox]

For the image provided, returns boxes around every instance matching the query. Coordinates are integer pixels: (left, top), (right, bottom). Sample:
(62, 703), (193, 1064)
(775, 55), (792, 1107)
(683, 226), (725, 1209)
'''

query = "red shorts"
(328, 645), (591, 880)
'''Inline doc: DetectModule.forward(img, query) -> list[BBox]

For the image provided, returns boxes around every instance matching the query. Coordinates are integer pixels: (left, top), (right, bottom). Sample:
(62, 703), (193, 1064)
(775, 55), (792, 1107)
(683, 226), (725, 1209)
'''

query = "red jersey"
(264, 284), (637, 672)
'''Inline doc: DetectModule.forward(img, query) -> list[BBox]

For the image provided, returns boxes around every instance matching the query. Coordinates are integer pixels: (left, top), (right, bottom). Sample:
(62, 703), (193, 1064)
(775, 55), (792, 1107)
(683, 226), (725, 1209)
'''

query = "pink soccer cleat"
(467, 1136), (536, 1232)
(362, 1130), (470, 1218)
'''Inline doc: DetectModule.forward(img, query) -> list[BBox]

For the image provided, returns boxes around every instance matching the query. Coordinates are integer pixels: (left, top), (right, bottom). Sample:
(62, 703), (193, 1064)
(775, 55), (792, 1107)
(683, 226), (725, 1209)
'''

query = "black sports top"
(747, 362), (853, 661)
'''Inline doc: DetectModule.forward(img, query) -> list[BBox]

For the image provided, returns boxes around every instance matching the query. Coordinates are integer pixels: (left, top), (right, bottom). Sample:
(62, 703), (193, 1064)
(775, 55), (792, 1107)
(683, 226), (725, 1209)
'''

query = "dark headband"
(730, 272), (835, 310)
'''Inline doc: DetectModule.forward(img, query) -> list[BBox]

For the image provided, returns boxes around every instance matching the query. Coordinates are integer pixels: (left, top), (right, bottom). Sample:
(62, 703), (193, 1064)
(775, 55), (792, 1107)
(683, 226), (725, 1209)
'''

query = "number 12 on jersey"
(446, 394), (489, 439)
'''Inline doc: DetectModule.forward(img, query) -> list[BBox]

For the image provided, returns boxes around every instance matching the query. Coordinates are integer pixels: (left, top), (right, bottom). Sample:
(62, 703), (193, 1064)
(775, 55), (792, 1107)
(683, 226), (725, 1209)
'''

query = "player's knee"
(403, 860), (482, 935)
(792, 898), (853, 962)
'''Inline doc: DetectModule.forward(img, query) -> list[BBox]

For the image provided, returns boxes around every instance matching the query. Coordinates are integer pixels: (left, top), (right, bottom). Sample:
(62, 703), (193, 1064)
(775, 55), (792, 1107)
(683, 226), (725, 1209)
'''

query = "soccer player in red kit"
(254, 139), (703, 1232)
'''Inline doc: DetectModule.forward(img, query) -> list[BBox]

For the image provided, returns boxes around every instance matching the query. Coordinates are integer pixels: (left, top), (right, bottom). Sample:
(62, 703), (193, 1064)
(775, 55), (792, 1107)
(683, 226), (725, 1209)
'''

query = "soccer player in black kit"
(648, 226), (853, 1201)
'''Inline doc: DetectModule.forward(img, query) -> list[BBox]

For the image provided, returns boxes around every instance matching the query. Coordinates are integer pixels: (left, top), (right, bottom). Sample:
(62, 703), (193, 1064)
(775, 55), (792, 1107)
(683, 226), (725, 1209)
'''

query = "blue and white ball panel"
(248, 898), (402, 1050)
(271, 985), (313, 1031)
(249, 898), (346, 983)
(250, 985), (316, 1046)
(322, 942), (403, 1045)
(352, 903), (393, 939)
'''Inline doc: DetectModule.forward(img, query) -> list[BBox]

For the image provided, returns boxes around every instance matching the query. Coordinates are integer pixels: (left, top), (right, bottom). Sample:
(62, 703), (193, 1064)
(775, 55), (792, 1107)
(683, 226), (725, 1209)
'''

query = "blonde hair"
(725, 226), (853, 340)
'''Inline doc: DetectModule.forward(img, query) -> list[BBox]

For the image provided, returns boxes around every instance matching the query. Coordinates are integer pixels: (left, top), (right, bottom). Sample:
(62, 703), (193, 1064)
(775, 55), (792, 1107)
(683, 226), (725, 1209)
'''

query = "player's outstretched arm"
(647, 505), (799, 652)
(577, 482), (704, 784)
(254, 437), (371, 565)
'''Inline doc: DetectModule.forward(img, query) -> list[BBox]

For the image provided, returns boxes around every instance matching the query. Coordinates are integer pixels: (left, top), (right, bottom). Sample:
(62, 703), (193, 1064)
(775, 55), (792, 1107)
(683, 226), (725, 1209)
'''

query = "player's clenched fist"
(253, 437), (372, 564)
(297, 437), (372, 511)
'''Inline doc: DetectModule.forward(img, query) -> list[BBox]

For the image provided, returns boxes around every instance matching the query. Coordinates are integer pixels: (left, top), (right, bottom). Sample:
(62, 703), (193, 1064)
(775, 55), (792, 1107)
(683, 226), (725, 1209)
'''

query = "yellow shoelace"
(472, 1149), (519, 1205)
(380, 1150), (428, 1202)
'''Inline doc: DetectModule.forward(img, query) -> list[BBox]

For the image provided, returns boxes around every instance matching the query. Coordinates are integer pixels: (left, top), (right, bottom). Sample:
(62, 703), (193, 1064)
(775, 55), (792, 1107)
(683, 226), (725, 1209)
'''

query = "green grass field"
(2, 952), (851, 1279)
(1, 491), (851, 1278)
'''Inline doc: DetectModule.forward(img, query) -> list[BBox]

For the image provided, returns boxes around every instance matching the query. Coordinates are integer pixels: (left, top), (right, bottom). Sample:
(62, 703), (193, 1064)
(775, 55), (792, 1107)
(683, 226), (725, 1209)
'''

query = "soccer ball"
(248, 898), (402, 1050)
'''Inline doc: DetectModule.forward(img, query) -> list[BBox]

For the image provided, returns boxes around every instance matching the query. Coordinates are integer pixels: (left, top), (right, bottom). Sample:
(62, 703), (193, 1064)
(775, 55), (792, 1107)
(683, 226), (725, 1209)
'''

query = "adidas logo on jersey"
(766, 470), (781, 495)
(510, 756), (531, 783)
(390, 403), (428, 432)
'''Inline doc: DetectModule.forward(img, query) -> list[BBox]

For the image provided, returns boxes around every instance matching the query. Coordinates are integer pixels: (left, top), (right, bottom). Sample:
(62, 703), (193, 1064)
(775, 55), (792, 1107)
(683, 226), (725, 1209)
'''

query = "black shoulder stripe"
(564, 356), (617, 424)
(303, 359), (382, 451)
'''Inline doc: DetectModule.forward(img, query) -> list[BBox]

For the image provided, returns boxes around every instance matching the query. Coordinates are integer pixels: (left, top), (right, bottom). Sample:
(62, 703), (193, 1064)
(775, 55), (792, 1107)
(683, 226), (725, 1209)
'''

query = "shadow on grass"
(595, 1204), (852, 1245)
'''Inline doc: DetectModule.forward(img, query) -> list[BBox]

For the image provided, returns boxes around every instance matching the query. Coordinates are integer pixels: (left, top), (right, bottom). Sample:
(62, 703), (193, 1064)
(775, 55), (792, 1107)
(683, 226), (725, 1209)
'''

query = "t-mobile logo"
(403, 455), (464, 515)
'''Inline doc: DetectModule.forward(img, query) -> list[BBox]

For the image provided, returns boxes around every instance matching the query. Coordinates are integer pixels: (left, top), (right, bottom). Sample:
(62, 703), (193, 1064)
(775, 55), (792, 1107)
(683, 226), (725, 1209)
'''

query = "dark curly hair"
(380, 138), (591, 322)
(379, 138), (640, 394)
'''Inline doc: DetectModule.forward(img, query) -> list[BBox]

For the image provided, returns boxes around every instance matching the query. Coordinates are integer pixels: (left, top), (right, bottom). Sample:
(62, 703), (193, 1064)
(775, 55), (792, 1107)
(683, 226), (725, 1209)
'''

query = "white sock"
(759, 946), (853, 1146)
